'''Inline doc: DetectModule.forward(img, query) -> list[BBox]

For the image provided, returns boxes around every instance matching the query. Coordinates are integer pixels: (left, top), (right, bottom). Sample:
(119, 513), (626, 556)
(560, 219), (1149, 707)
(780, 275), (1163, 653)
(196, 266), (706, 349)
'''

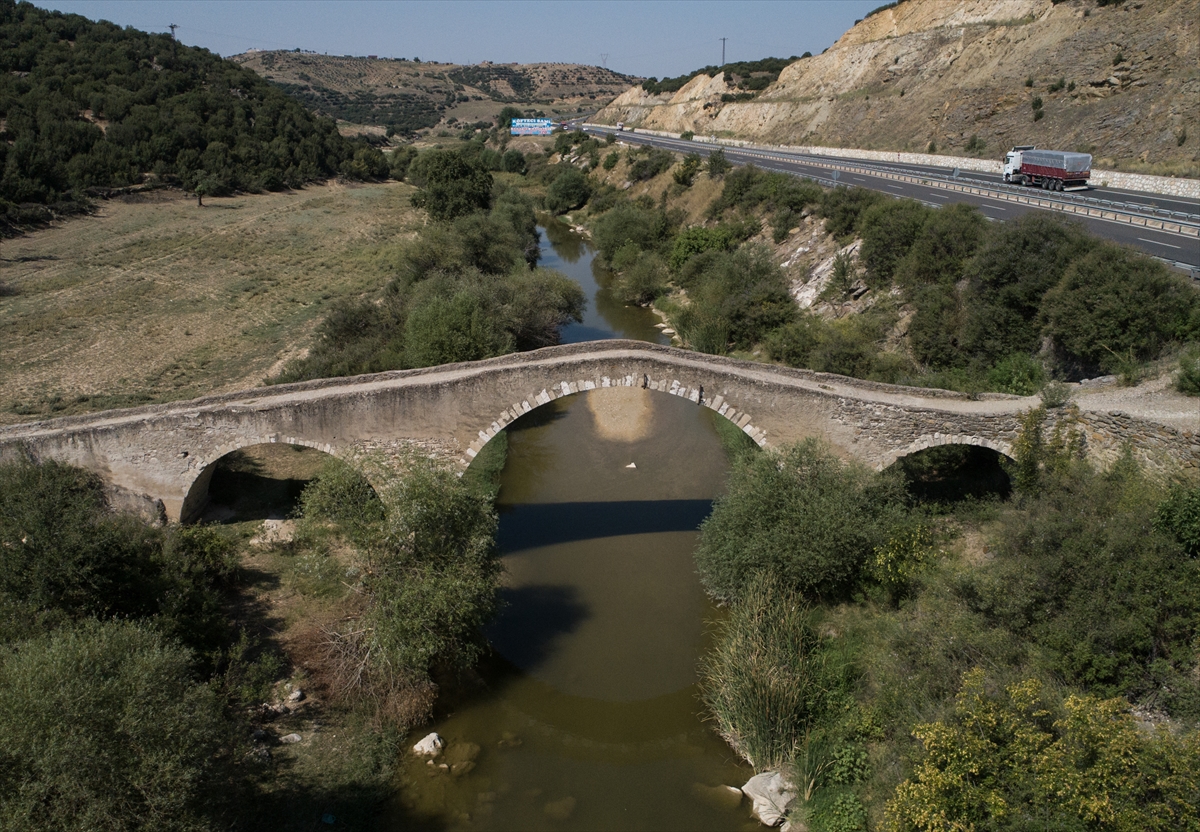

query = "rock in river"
(412, 732), (445, 758)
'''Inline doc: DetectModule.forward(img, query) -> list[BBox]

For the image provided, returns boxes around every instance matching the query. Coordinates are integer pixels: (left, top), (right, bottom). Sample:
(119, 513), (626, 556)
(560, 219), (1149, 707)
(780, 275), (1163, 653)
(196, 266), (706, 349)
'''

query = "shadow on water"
(496, 499), (715, 551)
(487, 584), (590, 671)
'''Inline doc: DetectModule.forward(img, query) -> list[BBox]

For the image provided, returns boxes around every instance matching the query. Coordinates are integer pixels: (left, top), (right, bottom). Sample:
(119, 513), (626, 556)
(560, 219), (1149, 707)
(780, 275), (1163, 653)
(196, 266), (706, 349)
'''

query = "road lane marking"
(927, 193), (949, 199)
(1138, 237), (1182, 249)
(981, 204), (1007, 211)
(887, 184), (903, 190)
(852, 176), (866, 182)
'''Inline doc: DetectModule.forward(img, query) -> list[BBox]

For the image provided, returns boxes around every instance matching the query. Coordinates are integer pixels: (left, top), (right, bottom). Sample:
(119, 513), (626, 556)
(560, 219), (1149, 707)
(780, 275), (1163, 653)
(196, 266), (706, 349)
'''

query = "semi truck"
(1002, 146), (1092, 191)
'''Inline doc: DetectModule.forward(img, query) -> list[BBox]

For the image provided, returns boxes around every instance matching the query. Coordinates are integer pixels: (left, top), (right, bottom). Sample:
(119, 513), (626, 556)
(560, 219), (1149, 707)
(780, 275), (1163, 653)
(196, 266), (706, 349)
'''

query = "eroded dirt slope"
(598, 0), (1199, 174)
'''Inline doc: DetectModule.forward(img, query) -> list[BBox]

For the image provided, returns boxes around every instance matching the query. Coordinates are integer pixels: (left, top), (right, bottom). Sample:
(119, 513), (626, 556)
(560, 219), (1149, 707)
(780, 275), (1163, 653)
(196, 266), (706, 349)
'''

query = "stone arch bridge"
(0, 341), (1195, 522)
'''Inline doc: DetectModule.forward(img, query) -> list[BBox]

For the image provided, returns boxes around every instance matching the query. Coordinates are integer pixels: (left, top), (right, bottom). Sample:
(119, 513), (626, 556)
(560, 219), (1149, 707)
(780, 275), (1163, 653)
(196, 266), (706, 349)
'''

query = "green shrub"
(388, 145), (419, 181)
(1175, 344), (1200, 395)
(672, 152), (703, 186)
(892, 203), (985, 292)
(602, 150), (619, 170)
(986, 352), (1046, 396)
(544, 166), (591, 214)
(674, 305), (730, 355)
(677, 245), (796, 349)
(627, 147), (675, 181)
(960, 213), (1091, 366)
(591, 200), (676, 261)
(403, 281), (516, 366)
(765, 317), (822, 367)
(0, 461), (236, 655)
(408, 148), (494, 221)
(697, 439), (906, 603)
(668, 225), (736, 270)
(963, 461), (1200, 711)
(908, 283), (964, 369)
(298, 459), (386, 532)
(706, 148), (732, 177)
(886, 668), (1200, 830)
(818, 186), (884, 240)
(1041, 243), (1199, 375)
(699, 573), (850, 769)
(0, 620), (231, 832)
(612, 251), (669, 305)
(1155, 483), (1200, 558)
(858, 200), (931, 287)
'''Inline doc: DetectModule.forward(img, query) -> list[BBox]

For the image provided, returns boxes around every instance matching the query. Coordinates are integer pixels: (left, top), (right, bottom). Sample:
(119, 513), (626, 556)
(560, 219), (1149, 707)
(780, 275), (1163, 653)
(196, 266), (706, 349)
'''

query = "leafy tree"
(818, 186), (884, 240)
(963, 459), (1200, 711)
(673, 152), (703, 186)
(544, 166), (591, 214)
(696, 439), (905, 603)
(706, 147), (732, 177)
(892, 202), (986, 292)
(1040, 242), (1199, 374)
(388, 145), (419, 181)
(403, 279), (515, 367)
(0, 619), (231, 832)
(408, 149), (493, 221)
(495, 105), (524, 129)
(858, 199), (931, 287)
(960, 213), (1091, 365)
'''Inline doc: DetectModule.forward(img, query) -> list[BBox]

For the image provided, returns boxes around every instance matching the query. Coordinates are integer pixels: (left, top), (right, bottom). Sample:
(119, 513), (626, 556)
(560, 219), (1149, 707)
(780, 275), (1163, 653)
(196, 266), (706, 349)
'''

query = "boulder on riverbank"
(742, 771), (796, 826)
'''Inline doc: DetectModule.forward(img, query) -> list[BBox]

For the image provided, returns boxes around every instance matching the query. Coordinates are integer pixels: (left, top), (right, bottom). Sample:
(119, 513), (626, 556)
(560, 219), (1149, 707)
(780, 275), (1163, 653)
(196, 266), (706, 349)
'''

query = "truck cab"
(1003, 145), (1036, 183)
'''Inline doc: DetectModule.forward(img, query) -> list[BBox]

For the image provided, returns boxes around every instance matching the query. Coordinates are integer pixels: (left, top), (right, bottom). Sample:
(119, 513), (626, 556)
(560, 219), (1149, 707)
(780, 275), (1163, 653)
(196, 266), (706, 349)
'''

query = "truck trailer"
(1002, 146), (1092, 191)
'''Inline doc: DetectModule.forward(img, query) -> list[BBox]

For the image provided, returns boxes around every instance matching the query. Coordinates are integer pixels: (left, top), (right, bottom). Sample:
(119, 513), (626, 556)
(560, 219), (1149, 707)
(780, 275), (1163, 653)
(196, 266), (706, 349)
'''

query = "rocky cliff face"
(597, 0), (1199, 175)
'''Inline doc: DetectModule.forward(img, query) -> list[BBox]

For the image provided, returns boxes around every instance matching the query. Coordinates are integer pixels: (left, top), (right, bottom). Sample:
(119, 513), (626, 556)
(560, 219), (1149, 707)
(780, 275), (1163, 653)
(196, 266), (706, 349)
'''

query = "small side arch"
(460, 372), (770, 467)
(180, 436), (367, 524)
(877, 434), (1014, 473)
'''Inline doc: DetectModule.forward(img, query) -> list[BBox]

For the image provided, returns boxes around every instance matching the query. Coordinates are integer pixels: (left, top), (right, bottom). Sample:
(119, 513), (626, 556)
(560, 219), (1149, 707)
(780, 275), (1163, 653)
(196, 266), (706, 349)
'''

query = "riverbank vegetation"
(0, 1), (388, 235)
(570, 148), (1200, 395)
(696, 429), (1200, 829)
(0, 449), (503, 831)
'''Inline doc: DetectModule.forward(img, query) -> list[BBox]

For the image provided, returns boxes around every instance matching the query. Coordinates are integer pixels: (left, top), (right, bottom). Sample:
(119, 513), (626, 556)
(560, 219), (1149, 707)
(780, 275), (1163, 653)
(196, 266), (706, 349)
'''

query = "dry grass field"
(0, 181), (422, 425)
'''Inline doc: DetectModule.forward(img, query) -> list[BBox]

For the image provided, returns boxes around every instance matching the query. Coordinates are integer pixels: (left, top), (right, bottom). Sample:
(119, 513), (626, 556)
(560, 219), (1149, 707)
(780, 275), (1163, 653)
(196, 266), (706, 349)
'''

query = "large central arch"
(464, 370), (768, 465)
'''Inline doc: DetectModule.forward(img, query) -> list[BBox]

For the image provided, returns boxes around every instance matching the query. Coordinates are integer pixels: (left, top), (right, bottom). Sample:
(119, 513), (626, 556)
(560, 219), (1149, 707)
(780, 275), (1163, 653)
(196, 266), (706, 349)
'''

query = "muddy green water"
(391, 222), (752, 831)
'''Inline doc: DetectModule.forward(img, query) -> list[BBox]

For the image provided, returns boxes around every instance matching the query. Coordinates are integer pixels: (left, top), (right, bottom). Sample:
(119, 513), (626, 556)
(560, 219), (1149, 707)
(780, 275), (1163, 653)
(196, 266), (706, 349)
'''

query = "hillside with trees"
(0, 0), (379, 234)
(231, 50), (640, 138)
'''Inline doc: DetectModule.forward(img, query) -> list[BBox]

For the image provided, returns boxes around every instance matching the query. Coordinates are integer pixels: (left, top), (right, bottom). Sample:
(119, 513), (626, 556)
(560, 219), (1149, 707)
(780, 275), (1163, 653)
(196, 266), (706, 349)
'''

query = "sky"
(35, 1), (883, 79)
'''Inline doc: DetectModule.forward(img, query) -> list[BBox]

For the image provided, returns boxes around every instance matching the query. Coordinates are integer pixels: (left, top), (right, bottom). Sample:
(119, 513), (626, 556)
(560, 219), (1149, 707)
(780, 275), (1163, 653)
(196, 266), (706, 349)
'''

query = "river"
(392, 219), (752, 830)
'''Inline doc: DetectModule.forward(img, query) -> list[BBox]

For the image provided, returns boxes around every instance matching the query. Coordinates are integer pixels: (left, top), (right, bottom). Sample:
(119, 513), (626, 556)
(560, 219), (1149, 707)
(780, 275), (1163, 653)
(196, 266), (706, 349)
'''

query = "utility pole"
(720, 37), (727, 66)
(600, 53), (609, 69)
(168, 23), (178, 40)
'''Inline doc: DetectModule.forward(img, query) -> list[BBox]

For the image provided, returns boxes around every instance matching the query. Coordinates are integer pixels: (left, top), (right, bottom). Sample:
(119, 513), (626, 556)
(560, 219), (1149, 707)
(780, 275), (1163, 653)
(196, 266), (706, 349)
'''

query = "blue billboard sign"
(510, 118), (553, 136)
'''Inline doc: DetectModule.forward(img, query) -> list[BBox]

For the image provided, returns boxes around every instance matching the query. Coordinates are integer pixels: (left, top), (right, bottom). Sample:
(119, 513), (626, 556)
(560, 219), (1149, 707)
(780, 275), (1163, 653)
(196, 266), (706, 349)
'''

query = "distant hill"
(0, 0), (369, 232)
(597, 0), (1199, 177)
(231, 51), (641, 136)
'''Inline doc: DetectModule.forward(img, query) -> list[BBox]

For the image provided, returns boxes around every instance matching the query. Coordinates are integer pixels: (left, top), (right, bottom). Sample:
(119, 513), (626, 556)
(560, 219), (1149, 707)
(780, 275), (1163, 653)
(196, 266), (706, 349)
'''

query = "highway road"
(582, 126), (1200, 275)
